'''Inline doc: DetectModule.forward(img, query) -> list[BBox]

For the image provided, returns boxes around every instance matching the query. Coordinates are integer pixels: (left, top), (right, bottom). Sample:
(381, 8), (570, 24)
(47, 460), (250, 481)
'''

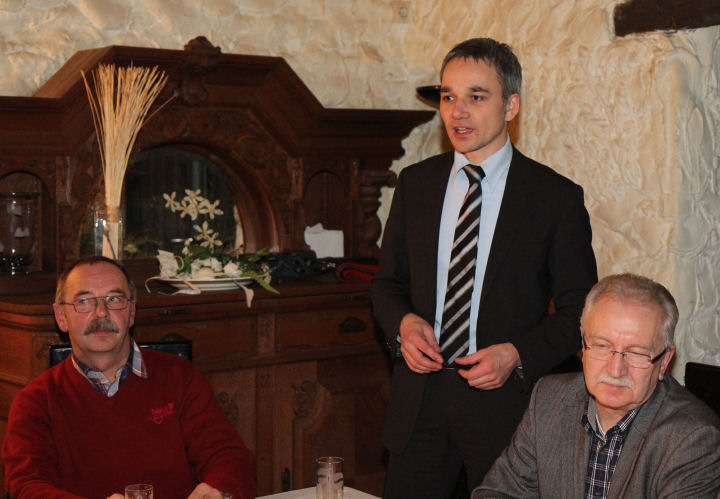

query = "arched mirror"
(124, 146), (243, 259)
(80, 146), (244, 260)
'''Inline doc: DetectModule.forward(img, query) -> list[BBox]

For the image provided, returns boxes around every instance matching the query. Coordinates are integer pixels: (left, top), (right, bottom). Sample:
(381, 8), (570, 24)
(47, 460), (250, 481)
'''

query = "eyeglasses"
(60, 295), (131, 313)
(582, 336), (667, 369)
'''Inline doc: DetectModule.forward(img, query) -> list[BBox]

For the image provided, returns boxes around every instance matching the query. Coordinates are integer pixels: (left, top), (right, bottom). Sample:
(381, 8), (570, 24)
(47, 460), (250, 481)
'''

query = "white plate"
(157, 277), (253, 291)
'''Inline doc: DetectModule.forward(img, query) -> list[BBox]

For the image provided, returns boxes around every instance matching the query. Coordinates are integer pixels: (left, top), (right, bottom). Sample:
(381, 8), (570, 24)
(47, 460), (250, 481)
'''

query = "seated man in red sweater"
(2, 256), (256, 499)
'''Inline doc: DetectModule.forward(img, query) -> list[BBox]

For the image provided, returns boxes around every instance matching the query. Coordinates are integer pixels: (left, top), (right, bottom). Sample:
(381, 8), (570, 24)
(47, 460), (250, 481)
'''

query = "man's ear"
(504, 93), (520, 122)
(53, 303), (69, 333)
(658, 346), (676, 381)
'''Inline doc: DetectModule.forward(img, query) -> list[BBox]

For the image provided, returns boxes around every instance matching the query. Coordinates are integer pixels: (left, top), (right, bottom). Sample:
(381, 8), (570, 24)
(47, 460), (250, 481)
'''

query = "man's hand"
(107, 494), (124, 499)
(187, 482), (228, 499)
(399, 313), (443, 373)
(455, 343), (521, 389)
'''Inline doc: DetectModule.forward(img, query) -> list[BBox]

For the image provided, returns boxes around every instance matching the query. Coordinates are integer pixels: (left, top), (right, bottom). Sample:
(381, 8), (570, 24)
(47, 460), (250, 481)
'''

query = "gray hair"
(55, 255), (137, 304)
(440, 37), (522, 102)
(580, 273), (678, 349)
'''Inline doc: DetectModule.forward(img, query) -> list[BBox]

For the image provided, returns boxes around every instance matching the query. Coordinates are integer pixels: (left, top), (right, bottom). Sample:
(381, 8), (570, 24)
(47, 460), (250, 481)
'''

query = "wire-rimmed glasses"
(60, 295), (131, 313)
(582, 336), (667, 369)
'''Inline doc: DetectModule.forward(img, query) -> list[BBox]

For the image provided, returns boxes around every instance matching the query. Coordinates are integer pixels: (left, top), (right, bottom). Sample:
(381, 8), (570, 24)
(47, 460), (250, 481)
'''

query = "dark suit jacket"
(371, 148), (597, 454)
(473, 373), (720, 498)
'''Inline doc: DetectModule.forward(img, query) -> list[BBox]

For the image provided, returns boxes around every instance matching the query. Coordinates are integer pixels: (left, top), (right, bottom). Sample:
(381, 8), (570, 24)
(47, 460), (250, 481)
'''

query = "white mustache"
(597, 373), (634, 389)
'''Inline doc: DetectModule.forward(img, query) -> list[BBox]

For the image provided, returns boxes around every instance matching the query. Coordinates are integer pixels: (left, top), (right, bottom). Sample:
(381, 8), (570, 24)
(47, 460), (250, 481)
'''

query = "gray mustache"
(83, 317), (120, 336)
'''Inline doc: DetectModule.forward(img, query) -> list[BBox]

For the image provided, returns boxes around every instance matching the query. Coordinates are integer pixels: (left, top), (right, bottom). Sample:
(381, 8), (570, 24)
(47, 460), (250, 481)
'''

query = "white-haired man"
(474, 273), (720, 498)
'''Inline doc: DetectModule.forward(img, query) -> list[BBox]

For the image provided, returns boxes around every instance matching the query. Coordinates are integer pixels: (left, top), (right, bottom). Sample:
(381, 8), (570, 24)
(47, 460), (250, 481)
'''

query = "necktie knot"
(464, 164), (485, 185)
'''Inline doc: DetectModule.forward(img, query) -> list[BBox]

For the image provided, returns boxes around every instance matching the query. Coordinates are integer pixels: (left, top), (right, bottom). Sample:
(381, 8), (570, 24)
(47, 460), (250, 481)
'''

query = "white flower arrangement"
(156, 190), (277, 293)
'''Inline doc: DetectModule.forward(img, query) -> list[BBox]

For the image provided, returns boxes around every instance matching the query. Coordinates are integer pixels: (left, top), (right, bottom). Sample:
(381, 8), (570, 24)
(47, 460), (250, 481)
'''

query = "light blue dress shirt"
(433, 136), (512, 354)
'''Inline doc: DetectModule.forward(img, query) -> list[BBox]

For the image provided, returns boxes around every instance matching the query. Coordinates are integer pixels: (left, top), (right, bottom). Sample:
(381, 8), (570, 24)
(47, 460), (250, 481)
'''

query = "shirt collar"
(72, 339), (148, 381)
(584, 396), (640, 440)
(451, 134), (512, 193)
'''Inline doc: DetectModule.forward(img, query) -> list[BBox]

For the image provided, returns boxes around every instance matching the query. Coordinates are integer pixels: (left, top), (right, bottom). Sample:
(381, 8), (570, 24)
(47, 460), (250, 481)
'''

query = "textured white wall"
(1, 0), (718, 377)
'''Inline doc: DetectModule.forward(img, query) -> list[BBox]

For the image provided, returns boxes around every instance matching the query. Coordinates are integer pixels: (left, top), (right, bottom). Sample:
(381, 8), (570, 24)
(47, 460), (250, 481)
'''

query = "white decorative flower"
(223, 261), (242, 277)
(183, 188), (202, 203)
(157, 249), (180, 278)
(201, 231), (223, 249)
(192, 266), (216, 280)
(193, 220), (212, 240)
(163, 192), (178, 211)
(198, 198), (224, 219)
(208, 257), (223, 272)
(193, 257), (223, 273)
(179, 200), (199, 220)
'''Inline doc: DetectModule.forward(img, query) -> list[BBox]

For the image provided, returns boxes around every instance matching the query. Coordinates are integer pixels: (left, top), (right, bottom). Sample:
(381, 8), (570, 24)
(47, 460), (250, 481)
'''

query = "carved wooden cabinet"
(0, 38), (434, 496)
(0, 280), (390, 496)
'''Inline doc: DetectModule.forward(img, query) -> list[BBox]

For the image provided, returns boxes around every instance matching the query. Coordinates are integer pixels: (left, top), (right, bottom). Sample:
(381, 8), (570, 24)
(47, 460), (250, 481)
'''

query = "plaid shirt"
(582, 398), (639, 499)
(72, 340), (148, 397)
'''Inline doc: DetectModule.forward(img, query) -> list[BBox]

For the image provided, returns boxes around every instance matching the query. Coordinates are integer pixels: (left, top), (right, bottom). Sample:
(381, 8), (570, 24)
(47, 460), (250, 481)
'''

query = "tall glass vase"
(0, 192), (39, 274)
(94, 206), (123, 261)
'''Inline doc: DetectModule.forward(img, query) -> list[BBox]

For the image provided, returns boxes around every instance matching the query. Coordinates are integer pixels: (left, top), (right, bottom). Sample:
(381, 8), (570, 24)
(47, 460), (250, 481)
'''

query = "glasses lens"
(74, 298), (97, 313)
(625, 352), (651, 369)
(105, 296), (128, 310)
(586, 345), (611, 361)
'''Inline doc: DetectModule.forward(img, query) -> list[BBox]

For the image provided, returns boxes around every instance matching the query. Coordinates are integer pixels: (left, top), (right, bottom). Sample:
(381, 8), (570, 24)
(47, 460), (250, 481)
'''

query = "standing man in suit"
(474, 274), (720, 498)
(371, 37), (598, 498)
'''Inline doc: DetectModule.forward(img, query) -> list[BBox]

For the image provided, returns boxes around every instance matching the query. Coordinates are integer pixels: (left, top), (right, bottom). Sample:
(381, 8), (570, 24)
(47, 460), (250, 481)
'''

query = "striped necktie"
(440, 164), (485, 365)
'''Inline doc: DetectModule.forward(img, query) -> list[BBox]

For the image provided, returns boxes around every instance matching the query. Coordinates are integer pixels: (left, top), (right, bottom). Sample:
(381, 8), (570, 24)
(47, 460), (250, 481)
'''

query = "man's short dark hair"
(55, 256), (137, 304)
(440, 37), (522, 102)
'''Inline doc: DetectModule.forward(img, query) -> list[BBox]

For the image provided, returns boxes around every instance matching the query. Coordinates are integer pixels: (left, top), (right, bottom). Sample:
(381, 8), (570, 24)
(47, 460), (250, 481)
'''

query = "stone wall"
(1, 0), (718, 377)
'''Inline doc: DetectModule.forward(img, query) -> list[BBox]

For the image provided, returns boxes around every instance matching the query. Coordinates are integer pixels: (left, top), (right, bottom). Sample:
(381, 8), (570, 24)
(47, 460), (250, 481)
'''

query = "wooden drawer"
(134, 315), (258, 366)
(275, 306), (375, 352)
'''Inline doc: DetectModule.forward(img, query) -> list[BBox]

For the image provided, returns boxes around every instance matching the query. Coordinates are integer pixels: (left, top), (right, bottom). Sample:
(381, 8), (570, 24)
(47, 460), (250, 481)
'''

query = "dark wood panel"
(614, 0), (720, 36)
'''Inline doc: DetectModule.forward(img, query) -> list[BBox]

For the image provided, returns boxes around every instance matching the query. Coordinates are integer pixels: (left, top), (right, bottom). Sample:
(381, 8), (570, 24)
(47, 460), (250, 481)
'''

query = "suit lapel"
(418, 154), (452, 311)
(606, 378), (669, 497)
(480, 148), (533, 306)
(558, 381), (592, 497)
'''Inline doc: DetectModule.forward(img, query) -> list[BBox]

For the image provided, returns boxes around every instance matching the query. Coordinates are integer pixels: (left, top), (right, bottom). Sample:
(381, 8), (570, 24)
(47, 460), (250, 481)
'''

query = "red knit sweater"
(2, 349), (256, 499)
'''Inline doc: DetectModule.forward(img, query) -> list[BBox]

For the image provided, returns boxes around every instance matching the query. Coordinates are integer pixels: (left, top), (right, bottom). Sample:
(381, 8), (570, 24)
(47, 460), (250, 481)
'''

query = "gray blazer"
(473, 372), (720, 498)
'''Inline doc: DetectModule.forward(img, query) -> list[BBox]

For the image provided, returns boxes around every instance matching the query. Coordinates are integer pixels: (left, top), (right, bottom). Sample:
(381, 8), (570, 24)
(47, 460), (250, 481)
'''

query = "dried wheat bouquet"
(81, 63), (168, 258)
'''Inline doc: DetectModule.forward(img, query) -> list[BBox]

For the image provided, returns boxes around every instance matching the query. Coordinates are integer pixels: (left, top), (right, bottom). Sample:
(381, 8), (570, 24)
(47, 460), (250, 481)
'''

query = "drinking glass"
(316, 456), (343, 499)
(125, 483), (153, 499)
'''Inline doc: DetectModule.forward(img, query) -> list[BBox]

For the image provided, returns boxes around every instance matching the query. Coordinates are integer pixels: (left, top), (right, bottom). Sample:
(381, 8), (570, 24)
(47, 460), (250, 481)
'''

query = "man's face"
(582, 297), (674, 427)
(52, 262), (136, 368)
(439, 57), (519, 165)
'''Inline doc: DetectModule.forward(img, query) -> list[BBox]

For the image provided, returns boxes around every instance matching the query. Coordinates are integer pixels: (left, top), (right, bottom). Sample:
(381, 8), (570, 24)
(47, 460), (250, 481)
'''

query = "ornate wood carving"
(358, 166), (397, 259)
(176, 36), (222, 106)
(216, 390), (240, 426)
(0, 39), (433, 282)
(292, 379), (318, 418)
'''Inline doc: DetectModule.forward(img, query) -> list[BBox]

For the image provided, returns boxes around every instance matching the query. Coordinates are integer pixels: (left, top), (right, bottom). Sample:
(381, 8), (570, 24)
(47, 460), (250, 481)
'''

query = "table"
(257, 486), (380, 498)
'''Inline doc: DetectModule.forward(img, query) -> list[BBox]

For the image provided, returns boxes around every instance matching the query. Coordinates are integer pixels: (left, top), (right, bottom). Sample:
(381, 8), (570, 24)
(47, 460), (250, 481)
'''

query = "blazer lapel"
(417, 153), (452, 311)
(560, 383), (592, 497)
(480, 148), (533, 306)
(606, 378), (669, 498)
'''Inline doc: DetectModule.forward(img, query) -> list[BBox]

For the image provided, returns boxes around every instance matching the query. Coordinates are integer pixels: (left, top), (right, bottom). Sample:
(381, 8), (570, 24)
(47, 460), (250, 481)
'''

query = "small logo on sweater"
(150, 402), (175, 424)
